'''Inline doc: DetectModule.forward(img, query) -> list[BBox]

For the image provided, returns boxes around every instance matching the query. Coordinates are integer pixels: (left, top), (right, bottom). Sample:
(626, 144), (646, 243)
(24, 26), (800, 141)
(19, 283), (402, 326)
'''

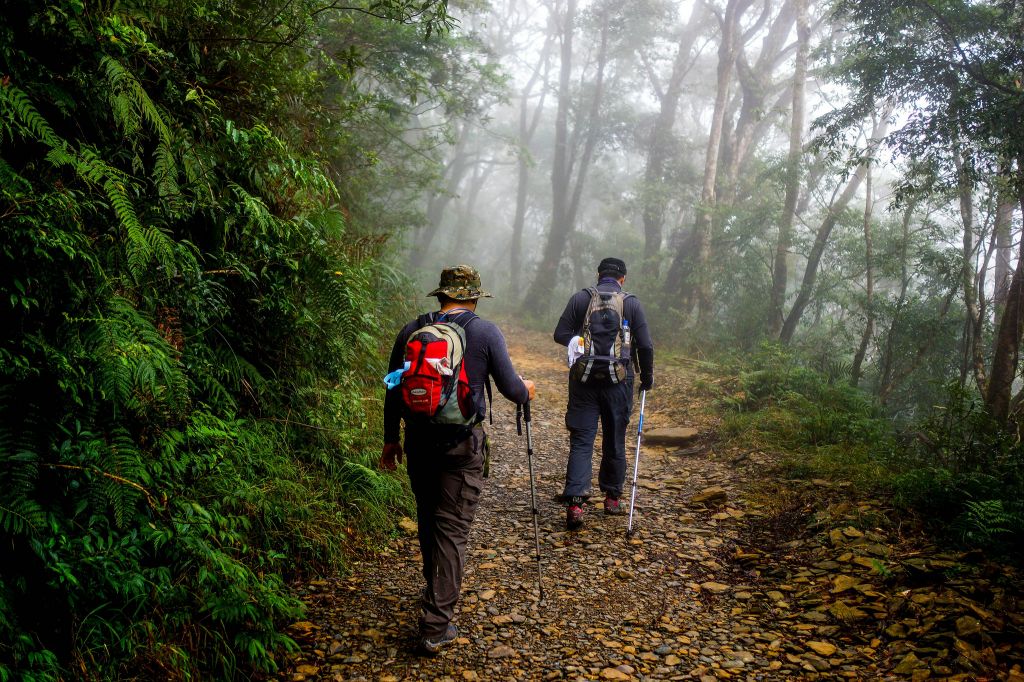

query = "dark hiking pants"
(562, 377), (634, 500)
(406, 425), (486, 639)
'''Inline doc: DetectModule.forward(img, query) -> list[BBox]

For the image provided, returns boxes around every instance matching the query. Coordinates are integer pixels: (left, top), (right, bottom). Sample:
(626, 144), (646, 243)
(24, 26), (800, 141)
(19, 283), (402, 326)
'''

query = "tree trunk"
(451, 159), (495, 249)
(722, 0), (796, 200)
(985, 183), (1024, 424)
(664, 0), (753, 321)
(640, 1), (708, 270)
(525, 0), (612, 312)
(510, 32), (554, 297)
(955, 148), (987, 391)
(522, 0), (576, 313)
(767, 0), (808, 337)
(565, 7), (610, 230)
(878, 200), (916, 399)
(779, 112), (890, 344)
(850, 161), (874, 387)
(411, 129), (471, 268)
(993, 173), (1015, 319)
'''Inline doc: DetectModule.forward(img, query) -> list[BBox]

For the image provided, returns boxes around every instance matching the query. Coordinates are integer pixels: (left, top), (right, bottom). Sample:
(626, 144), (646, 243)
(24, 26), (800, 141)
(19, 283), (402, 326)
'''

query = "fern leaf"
(0, 84), (61, 147)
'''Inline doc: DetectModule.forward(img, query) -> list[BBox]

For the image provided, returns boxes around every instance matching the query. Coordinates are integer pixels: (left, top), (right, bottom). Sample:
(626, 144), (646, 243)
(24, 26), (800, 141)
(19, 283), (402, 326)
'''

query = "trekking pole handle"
(523, 399), (531, 422)
(637, 390), (646, 434)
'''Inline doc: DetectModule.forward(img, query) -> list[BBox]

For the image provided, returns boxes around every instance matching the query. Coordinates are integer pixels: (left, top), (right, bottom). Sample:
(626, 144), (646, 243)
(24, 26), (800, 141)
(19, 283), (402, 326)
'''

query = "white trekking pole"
(625, 389), (647, 539)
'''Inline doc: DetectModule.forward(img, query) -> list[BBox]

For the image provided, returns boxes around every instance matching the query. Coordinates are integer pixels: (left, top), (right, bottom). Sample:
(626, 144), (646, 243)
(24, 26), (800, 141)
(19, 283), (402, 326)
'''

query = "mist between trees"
(412, 0), (1024, 424)
(1, 0), (1023, 677)
(411, 0), (1024, 558)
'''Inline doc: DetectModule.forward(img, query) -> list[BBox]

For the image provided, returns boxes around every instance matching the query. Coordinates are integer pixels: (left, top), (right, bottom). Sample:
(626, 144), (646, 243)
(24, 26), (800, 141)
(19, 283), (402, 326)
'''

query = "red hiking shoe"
(565, 499), (585, 530)
(603, 494), (624, 516)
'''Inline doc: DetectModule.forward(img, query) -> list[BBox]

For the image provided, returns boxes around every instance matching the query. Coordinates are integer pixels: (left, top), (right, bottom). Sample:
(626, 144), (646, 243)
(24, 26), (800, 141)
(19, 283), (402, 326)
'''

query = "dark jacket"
(553, 279), (654, 382)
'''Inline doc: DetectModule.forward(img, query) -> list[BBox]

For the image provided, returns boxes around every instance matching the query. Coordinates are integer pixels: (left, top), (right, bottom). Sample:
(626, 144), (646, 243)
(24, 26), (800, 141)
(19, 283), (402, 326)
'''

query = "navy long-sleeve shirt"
(384, 310), (529, 448)
(553, 279), (655, 380)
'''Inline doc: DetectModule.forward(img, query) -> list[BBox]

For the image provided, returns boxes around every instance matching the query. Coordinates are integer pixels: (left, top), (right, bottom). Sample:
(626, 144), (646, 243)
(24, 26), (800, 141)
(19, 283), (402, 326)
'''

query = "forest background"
(2, 0), (1023, 678)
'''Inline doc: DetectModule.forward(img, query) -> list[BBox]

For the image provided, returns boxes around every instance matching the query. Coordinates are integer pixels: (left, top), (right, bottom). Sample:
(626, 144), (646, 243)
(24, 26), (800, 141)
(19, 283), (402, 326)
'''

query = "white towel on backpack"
(567, 335), (585, 368)
(427, 357), (454, 376)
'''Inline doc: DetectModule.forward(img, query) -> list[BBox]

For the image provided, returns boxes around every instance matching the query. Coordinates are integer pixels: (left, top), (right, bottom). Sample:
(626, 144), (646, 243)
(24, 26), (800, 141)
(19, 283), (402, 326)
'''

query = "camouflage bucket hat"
(426, 264), (493, 300)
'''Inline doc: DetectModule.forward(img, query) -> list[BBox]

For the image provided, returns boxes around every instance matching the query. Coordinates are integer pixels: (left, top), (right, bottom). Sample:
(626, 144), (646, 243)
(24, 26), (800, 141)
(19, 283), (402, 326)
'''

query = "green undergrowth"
(711, 345), (1024, 561)
(0, 1), (434, 678)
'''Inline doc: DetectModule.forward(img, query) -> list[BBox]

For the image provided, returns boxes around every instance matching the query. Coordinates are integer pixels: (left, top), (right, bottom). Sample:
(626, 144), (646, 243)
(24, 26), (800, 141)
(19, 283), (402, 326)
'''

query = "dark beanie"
(598, 257), (627, 276)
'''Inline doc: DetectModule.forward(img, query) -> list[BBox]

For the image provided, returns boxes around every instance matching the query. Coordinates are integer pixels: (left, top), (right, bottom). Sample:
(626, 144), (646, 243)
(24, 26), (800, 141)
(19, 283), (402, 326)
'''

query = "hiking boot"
(566, 498), (585, 530)
(603, 494), (624, 516)
(417, 624), (458, 656)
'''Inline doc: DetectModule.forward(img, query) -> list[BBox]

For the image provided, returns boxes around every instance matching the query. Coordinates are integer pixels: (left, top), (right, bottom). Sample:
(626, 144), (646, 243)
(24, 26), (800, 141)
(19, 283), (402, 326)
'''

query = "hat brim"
(426, 287), (493, 300)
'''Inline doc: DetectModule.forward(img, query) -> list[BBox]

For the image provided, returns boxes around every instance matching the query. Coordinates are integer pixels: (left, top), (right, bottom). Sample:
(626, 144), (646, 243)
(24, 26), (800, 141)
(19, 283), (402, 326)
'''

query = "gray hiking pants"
(406, 424), (486, 639)
(562, 377), (634, 500)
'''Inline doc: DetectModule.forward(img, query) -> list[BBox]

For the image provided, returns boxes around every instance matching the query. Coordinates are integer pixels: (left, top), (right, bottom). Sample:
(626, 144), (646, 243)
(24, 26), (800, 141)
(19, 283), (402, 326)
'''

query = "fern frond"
(0, 405), (46, 535)
(0, 156), (29, 194)
(0, 84), (61, 147)
(100, 56), (174, 148)
(229, 183), (275, 236)
(153, 143), (180, 200)
(84, 296), (189, 416)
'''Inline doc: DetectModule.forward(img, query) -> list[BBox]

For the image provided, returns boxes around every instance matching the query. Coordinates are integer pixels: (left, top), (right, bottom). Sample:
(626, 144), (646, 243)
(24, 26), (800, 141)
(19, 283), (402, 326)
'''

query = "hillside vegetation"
(0, 1), (464, 677)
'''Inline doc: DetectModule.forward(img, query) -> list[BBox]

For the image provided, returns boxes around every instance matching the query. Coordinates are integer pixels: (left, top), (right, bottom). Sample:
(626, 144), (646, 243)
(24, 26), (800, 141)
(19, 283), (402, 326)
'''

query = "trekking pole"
(517, 401), (545, 602)
(626, 389), (648, 539)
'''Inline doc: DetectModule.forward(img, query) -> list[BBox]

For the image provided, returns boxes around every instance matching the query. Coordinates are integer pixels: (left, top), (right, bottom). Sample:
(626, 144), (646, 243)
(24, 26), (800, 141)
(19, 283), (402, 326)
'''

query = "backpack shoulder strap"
(440, 312), (491, 423)
(582, 287), (600, 332)
(619, 292), (636, 325)
(486, 377), (493, 425)
(453, 310), (479, 328)
(438, 309), (477, 328)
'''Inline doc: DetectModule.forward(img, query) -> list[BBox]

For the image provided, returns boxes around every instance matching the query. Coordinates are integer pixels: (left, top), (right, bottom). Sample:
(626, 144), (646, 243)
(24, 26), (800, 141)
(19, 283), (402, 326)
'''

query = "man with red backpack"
(380, 264), (535, 656)
(554, 257), (654, 530)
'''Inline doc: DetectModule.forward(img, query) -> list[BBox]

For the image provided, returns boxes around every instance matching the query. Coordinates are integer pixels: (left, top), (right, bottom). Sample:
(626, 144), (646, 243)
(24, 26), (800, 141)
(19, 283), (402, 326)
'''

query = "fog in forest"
(387, 0), (1023, 425)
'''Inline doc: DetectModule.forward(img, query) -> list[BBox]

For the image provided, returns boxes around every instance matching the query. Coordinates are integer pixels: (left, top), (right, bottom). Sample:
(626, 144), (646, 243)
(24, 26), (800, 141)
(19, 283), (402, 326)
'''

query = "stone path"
(279, 327), (1024, 681)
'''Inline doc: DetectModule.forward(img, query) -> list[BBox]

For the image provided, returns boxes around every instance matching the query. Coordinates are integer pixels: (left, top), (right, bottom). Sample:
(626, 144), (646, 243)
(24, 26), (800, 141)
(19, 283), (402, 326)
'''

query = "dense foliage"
(0, 0), (480, 677)
(717, 349), (1024, 559)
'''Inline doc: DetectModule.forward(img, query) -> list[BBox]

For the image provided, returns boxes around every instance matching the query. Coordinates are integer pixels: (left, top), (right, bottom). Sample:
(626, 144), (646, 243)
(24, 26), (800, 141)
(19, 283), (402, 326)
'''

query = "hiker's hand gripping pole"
(519, 400), (545, 602)
(626, 389), (647, 539)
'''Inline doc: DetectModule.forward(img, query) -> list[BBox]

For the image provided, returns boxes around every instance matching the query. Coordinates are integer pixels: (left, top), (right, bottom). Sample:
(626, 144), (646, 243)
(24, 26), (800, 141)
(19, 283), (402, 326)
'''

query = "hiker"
(380, 264), (535, 656)
(554, 257), (654, 530)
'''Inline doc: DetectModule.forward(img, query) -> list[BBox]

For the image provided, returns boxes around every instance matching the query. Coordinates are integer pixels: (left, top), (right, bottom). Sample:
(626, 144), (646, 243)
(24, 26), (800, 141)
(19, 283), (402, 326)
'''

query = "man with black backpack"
(554, 257), (654, 530)
(380, 264), (535, 656)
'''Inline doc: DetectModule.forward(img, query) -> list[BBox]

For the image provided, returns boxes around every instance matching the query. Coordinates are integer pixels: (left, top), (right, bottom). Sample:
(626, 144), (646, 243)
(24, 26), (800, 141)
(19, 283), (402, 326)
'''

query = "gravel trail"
(278, 326), (1024, 681)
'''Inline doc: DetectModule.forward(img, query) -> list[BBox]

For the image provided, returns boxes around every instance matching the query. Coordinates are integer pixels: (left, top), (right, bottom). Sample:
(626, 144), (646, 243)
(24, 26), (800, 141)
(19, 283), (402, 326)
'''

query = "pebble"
(488, 645), (516, 659)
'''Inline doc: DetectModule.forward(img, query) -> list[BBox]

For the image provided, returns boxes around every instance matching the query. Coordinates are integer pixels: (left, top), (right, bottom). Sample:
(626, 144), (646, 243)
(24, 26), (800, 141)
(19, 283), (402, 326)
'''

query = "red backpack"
(400, 312), (477, 426)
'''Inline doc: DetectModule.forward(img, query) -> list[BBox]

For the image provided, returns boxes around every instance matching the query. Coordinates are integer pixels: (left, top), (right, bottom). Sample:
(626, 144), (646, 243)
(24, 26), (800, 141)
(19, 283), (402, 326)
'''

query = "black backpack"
(569, 287), (633, 384)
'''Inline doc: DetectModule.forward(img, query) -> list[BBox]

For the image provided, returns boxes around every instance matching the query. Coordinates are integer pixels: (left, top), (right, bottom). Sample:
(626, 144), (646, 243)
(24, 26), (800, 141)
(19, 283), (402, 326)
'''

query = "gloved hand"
(380, 442), (403, 471)
(639, 375), (653, 393)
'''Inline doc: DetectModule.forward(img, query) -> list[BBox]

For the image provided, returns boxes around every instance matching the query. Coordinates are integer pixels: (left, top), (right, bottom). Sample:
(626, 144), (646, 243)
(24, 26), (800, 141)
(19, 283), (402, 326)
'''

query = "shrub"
(720, 345), (890, 449)
(0, 1), (433, 677)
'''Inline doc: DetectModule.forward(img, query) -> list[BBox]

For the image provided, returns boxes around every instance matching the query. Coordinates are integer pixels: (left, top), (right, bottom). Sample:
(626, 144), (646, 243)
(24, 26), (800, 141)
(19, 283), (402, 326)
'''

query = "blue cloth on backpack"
(384, 361), (410, 390)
